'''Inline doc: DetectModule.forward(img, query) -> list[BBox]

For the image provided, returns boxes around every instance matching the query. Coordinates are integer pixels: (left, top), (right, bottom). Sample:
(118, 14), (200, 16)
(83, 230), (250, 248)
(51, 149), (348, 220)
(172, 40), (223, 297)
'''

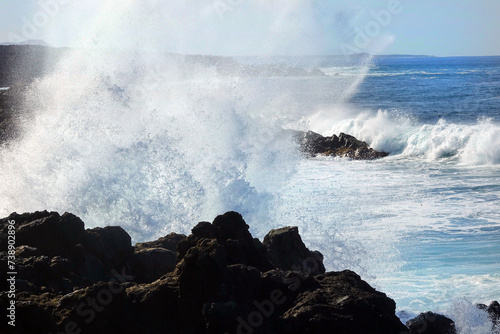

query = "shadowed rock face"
(0, 211), (134, 295)
(263, 226), (325, 275)
(293, 130), (389, 160)
(0, 210), (409, 333)
(406, 312), (457, 334)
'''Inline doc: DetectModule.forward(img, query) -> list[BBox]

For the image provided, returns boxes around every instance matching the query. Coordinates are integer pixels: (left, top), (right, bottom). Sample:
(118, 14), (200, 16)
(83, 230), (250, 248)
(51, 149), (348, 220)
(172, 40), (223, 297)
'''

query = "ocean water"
(233, 56), (500, 323)
(0, 2), (499, 331)
(269, 56), (500, 326)
(279, 56), (500, 330)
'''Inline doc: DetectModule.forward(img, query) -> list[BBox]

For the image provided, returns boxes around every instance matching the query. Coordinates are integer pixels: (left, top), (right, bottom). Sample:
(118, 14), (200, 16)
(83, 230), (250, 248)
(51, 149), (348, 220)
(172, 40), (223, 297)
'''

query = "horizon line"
(1, 42), (500, 58)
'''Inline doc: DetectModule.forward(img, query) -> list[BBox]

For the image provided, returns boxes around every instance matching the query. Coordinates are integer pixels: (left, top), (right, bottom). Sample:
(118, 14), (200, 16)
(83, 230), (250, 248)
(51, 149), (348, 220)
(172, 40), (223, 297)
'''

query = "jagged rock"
(263, 226), (325, 275)
(0, 211), (408, 334)
(293, 130), (389, 160)
(126, 275), (180, 332)
(0, 293), (57, 334)
(134, 232), (186, 252)
(281, 270), (408, 334)
(177, 211), (273, 272)
(15, 245), (41, 257)
(130, 247), (177, 283)
(83, 226), (134, 272)
(4, 211), (86, 258)
(406, 312), (457, 334)
(0, 212), (133, 294)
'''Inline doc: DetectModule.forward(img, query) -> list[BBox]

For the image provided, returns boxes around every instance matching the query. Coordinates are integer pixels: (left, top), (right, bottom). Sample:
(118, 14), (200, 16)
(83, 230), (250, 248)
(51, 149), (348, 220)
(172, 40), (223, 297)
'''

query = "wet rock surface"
(406, 312), (457, 334)
(293, 129), (389, 160)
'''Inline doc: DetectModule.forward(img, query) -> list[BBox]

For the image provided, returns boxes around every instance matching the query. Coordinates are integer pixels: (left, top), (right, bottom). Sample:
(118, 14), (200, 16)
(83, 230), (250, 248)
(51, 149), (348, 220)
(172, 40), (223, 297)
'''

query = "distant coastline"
(2, 40), (499, 59)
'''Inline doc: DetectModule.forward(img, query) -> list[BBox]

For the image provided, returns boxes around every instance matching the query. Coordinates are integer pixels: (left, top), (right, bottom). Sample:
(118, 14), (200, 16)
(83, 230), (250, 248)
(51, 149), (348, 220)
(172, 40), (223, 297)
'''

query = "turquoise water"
(277, 157), (500, 316)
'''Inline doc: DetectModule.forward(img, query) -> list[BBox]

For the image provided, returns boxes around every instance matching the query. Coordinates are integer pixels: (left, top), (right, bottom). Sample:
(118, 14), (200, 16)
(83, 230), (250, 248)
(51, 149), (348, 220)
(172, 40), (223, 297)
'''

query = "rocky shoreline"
(1, 211), (498, 333)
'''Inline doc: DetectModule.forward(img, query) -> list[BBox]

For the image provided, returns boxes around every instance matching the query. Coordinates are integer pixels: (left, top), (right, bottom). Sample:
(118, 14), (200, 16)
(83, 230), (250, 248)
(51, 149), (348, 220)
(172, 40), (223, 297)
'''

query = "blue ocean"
(273, 55), (500, 328)
(236, 54), (500, 304)
(0, 51), (498, 332)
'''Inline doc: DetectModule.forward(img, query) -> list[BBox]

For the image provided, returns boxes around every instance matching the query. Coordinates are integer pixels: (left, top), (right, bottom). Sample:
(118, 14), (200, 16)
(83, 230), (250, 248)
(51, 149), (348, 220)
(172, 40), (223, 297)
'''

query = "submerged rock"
(293, 130), (389, 160)
(0, 211), (407, 333)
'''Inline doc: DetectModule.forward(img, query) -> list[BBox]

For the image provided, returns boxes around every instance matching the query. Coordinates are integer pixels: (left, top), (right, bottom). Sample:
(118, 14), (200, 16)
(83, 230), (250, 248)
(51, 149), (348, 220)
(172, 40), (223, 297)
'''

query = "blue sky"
(1, 0), (499, 56)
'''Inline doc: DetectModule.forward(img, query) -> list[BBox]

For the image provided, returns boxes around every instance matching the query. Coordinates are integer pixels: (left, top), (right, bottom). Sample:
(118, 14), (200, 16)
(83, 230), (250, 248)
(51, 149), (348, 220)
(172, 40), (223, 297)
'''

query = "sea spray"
(0, 0), (372, 242)
(0, 49), (306, 241)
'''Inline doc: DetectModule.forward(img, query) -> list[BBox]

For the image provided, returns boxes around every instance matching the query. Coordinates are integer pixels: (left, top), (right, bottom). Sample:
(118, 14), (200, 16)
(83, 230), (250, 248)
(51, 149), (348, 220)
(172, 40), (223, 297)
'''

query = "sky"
(0, 0), (499, 56)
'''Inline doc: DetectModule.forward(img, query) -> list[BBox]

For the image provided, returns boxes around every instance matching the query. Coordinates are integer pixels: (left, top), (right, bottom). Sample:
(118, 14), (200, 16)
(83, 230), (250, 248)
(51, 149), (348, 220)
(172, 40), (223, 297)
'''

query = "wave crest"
(313, 109), (500, 165)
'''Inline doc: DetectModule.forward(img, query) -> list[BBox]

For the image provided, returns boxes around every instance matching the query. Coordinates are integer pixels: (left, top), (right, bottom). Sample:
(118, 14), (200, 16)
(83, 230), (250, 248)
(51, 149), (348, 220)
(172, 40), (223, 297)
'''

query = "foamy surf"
(310, 109), (500, 165)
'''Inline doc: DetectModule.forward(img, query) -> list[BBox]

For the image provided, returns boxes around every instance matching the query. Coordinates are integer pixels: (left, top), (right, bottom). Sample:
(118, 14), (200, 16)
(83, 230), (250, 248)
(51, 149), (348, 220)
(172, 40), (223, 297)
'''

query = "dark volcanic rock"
(0, 211), (133, 294)
(134, 232), (186, 252)
(263, 226), (325, 275)
(294, 129), (389, 160)
(282, 271), (408, 334)
(130, 247), (177, 283)
(83, 226), (134, 272)
(126, 275), (180, 332)
(132, 232), (186, 282)
(406, 312), (457, 334)
(1, 211), (408, 334)
(15, 245), (41, 258)
(177, 211), (273, 272)
(4, 211), (86, 258)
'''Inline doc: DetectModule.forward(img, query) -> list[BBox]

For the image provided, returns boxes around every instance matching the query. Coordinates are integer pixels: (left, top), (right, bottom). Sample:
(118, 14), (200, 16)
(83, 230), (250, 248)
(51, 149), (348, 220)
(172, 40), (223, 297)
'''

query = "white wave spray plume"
(0, 0), (372, 243)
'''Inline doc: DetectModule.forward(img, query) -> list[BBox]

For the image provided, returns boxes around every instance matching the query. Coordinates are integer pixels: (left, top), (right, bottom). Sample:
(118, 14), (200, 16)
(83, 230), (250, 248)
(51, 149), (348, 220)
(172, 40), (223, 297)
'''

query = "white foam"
(448, 299), (494, 334)
(308, 109), (500, 166)
(0, 50), (303, 241)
